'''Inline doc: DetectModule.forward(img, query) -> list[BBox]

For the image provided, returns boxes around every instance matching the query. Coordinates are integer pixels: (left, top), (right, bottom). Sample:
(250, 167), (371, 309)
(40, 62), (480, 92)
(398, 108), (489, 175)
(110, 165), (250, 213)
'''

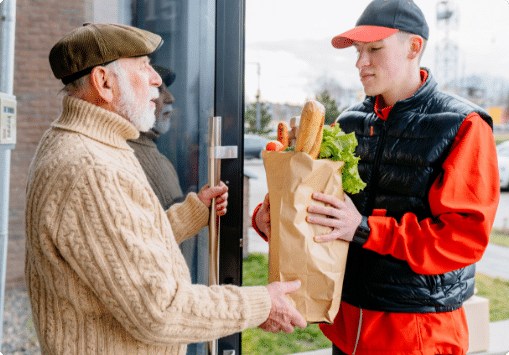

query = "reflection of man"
(254, 1), (499, 354)
(127, 65), (184, 209)
(25, 23), (306, 355)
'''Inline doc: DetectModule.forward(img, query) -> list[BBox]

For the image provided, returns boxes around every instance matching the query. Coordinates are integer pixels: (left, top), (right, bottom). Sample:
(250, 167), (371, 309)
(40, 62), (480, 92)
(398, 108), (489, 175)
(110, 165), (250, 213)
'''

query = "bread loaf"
(294, 100), (325, 159)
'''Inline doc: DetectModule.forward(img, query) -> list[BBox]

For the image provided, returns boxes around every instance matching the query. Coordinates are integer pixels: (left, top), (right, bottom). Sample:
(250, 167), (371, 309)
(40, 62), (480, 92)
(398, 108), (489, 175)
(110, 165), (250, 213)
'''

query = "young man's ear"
(408, 36), (423, 59)
(89, 66), (116, 104)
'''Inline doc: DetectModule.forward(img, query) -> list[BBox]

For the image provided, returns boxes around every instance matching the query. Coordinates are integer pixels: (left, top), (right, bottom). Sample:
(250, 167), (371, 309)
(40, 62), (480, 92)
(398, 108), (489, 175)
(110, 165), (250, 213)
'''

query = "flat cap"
(49, 23), (163, 84)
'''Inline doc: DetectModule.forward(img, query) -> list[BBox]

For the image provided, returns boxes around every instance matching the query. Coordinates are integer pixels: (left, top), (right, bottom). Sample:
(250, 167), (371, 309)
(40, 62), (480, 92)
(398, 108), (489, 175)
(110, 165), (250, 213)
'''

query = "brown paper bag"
(262, 150), (349, 324)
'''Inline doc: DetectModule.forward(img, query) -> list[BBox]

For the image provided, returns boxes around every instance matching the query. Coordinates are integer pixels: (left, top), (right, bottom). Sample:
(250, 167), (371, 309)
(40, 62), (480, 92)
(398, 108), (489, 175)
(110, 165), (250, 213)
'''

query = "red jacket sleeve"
(364, 113), (500, 275)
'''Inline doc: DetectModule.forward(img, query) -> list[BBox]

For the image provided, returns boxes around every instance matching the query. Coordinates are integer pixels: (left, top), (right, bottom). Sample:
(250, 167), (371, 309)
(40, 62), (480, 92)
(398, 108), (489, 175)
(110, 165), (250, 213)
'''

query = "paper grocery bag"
(262, 150), (349, 324)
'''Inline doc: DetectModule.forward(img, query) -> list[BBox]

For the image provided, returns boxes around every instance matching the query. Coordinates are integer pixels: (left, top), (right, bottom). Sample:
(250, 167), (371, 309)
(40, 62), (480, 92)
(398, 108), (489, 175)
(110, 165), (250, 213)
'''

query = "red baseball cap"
(332, 0), (429, 49)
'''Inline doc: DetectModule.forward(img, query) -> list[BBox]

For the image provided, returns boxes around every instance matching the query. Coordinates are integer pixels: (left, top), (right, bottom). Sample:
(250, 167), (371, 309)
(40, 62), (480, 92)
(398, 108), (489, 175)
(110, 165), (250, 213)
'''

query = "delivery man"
(253, 0), (499, 354)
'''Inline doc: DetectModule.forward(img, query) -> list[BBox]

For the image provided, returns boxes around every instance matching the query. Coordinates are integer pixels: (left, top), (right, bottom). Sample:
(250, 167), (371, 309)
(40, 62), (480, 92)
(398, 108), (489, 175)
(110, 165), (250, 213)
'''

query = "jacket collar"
(391, 68), (437, 112)
(52, 96), (140, 150)
(366, 68), (437, 116)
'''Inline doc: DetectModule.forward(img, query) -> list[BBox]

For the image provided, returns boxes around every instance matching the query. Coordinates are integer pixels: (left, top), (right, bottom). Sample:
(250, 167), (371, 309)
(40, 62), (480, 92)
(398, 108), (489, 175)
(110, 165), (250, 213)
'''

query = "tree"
(245, 92), (272, 134)
(315, 90), (341, 126)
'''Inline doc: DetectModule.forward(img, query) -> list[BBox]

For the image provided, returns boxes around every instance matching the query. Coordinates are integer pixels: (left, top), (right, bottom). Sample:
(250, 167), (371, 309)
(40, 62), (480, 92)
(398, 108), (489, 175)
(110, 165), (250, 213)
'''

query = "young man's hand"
(306, 193), (362, 242)
(255, 193), (271, 241)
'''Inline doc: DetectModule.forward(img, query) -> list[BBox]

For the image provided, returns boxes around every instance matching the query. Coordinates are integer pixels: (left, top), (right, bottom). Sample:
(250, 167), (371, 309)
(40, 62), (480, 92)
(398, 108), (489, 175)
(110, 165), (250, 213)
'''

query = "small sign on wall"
(0, 93), (16, 145)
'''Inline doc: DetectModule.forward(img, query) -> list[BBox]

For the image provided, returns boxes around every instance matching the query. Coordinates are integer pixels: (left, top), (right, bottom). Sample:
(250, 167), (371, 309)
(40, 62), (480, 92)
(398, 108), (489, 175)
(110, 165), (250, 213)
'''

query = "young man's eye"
(370, 47), (381, 52)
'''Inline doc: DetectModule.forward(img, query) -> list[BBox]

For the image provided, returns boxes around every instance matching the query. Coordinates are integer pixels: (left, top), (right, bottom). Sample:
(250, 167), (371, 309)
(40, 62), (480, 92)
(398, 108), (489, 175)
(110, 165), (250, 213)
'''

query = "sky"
(245, 0), (509, 105)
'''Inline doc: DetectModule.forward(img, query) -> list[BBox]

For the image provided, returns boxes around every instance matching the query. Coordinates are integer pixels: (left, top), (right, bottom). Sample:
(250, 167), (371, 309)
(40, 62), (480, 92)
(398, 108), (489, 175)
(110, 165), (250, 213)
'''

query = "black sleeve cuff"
(352, 215), (370, 246)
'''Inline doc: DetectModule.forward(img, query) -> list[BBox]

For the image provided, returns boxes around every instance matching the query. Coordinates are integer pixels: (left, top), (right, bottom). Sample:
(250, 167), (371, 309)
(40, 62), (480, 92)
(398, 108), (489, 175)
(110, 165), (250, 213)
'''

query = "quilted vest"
(337, 70), (492, 313)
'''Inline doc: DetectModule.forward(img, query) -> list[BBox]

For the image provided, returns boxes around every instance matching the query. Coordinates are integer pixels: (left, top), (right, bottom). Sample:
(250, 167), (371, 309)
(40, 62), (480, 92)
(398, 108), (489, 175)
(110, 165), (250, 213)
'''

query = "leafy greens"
(318, 124), (366, 194)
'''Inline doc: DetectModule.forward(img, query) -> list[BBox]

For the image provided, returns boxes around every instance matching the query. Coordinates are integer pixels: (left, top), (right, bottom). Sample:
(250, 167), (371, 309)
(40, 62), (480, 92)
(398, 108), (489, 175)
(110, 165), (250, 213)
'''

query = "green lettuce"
(318, 124), (366, 194)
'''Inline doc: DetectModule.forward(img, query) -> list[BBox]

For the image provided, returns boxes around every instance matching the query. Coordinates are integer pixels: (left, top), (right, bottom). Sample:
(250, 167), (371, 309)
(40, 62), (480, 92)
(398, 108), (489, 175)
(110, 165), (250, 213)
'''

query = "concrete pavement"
(477, 242), (509, 280)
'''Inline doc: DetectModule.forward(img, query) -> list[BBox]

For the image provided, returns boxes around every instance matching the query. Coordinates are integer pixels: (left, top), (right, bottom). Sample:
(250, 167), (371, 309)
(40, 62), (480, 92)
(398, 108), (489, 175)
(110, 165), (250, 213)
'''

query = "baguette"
(294, 100), (325, 159)
(307, 118), (324, 159)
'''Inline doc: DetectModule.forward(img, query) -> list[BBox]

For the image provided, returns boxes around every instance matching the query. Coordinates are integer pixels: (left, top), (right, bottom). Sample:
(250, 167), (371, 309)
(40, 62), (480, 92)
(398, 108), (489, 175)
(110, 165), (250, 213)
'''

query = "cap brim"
(331, 26), (399, 49)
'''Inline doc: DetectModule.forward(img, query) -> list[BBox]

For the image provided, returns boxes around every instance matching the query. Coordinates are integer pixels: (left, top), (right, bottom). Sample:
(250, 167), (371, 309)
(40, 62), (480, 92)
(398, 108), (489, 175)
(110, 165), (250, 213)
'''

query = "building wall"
(6, 0), (90, 289)
(5, 0), (136, 289)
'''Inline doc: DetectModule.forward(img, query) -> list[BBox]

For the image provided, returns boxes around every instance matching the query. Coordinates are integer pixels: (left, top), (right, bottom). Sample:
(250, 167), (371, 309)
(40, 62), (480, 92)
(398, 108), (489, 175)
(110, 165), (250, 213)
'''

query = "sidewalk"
(477, 242), (509, 279)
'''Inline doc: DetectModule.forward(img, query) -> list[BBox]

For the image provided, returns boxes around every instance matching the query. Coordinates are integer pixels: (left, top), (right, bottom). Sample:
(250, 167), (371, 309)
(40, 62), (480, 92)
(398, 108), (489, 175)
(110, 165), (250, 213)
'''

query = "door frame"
(215, 0), (246, 353)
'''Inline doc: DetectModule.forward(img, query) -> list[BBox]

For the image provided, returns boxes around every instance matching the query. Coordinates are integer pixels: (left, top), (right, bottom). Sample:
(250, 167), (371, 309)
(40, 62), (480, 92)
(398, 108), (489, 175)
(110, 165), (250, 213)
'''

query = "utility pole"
(434, 0), (459, 92)
(0, 0), (17, 350)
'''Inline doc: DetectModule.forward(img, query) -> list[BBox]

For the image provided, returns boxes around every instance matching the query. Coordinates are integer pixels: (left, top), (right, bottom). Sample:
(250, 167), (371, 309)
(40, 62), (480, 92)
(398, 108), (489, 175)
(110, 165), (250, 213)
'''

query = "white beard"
(112, 64), (159, 132)
(153, 104), (173, 134)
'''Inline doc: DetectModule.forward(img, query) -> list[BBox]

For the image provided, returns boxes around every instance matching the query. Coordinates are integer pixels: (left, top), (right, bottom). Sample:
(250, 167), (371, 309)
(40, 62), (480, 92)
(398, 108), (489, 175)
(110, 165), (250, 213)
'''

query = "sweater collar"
(52, 96), (140, 150)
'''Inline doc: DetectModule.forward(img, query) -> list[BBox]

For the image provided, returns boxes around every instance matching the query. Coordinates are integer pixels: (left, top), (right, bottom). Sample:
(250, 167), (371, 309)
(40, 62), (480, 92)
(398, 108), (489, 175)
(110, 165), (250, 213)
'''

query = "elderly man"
(25, 23), (305, 355)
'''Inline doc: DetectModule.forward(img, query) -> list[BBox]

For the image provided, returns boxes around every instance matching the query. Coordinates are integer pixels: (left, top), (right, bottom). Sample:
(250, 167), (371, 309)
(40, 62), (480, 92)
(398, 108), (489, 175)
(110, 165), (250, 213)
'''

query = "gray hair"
(62, 60), (123, 97)
(61, 74), (89, 97)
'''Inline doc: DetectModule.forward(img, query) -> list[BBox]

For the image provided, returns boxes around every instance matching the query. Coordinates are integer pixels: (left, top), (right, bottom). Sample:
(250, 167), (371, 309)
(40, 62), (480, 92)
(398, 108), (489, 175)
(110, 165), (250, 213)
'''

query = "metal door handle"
(207, 116), (237, 355)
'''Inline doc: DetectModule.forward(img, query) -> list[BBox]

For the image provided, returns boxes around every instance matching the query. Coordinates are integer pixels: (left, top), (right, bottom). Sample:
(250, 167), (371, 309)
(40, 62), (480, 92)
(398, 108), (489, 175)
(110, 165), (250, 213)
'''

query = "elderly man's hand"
(259, 280), (307, 334)
(255, 193), (271, 241)
(197, 181), (228, 216)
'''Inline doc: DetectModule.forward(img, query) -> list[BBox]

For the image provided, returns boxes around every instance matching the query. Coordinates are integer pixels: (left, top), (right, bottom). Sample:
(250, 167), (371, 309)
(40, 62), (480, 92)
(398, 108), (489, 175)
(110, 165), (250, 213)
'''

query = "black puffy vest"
(337, 70), (493, 313)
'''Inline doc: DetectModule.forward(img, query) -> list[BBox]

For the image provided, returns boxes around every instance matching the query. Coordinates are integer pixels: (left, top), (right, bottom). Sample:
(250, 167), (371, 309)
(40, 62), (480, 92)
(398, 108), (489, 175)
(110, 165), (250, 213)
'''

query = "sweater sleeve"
(166, 192), (209, 244)
(56, 165), (271, 346)
(364, 113), (499, 275)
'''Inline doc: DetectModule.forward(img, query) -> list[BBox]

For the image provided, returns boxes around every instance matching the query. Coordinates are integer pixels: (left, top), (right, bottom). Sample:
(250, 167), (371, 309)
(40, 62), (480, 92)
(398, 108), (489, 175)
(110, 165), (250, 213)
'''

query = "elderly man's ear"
(87, 66), (116, 106)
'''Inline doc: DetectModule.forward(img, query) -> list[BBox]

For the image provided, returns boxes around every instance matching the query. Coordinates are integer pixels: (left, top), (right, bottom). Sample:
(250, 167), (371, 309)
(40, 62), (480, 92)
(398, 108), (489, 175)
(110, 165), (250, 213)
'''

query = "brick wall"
(7, 0), (89, 289)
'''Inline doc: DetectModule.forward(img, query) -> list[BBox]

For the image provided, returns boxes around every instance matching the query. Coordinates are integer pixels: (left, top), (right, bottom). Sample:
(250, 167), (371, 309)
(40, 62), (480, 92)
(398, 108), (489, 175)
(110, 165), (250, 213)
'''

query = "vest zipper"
(352, 308), (363, 355)
(366, 121), (387, 213)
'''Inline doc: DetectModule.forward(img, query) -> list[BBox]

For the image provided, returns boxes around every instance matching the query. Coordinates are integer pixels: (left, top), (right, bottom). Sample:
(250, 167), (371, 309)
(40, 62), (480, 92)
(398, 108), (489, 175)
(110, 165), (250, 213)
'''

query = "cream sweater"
(25, 96), (271, 355)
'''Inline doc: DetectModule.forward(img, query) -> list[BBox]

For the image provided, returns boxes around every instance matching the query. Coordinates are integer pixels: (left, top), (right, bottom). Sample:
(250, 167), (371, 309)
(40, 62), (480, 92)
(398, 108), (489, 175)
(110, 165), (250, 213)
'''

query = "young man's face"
(354, 32), (412, 104)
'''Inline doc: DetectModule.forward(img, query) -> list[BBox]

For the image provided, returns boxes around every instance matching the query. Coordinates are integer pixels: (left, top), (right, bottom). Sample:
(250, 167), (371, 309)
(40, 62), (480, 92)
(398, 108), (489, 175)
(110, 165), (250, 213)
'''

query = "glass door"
(133, 0), (245, 353)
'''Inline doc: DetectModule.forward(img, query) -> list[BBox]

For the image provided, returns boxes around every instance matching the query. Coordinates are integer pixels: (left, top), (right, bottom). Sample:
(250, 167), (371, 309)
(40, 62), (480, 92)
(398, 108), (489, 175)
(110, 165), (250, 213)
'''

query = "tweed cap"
(50, 23), (163, 84)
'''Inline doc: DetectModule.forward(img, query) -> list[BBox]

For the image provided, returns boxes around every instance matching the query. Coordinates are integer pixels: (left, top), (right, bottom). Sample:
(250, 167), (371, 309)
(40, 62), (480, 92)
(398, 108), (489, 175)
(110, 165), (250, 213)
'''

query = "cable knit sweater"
(25, 96), (271, 355)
